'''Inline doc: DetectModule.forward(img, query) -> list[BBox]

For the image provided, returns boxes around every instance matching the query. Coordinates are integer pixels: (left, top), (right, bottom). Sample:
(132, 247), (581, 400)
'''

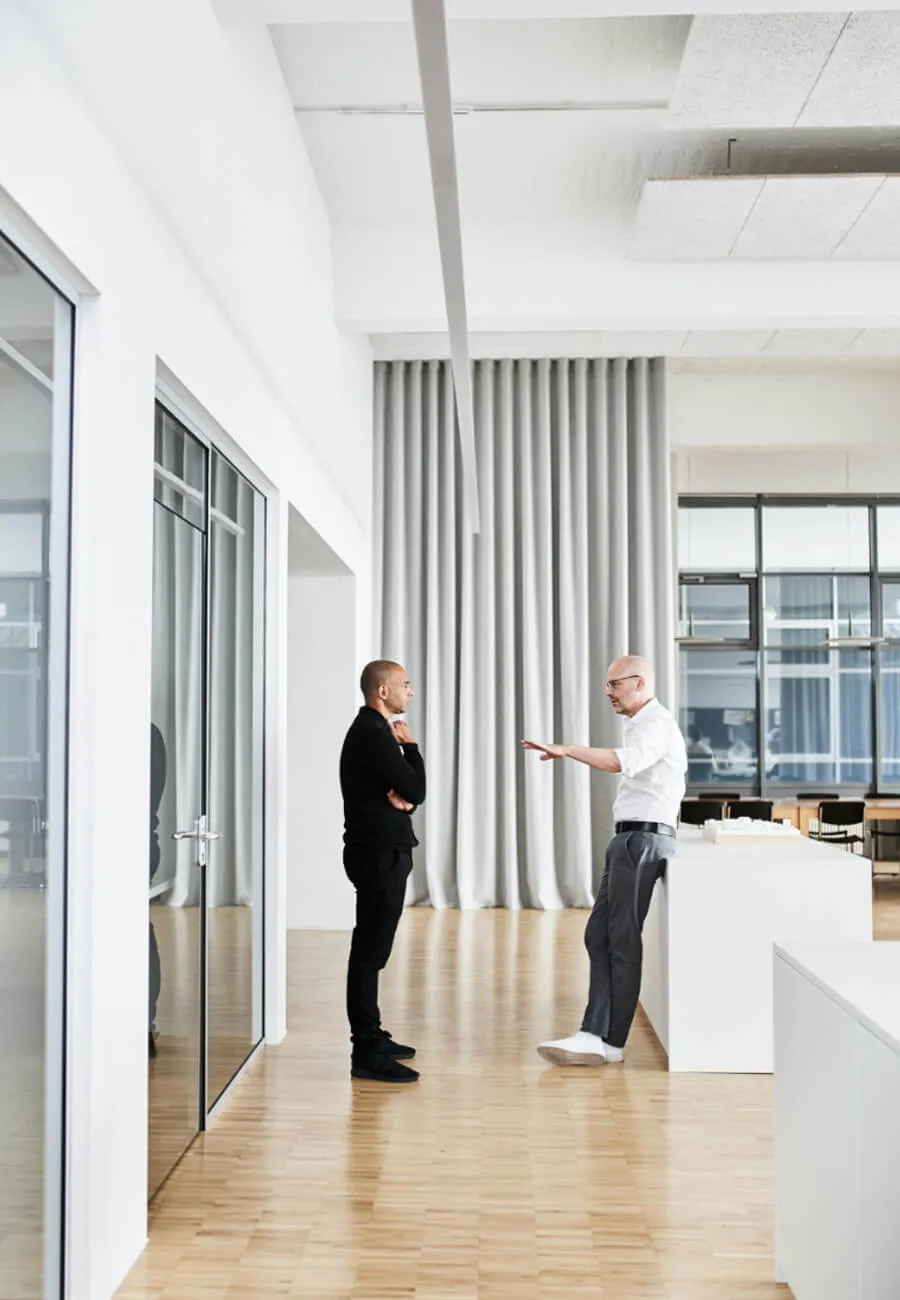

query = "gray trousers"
(581, 829), (674, 1049)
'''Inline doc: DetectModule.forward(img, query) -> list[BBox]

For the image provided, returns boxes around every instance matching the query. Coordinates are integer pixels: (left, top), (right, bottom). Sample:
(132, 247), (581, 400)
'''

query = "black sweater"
(340, 707), (427, 848)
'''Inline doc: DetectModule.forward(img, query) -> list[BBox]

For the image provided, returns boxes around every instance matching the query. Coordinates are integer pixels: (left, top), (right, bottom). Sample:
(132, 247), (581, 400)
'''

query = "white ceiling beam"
(410, 0), (480, 533)
(214, 0), (900, 22)
(333, 224), (900, 333)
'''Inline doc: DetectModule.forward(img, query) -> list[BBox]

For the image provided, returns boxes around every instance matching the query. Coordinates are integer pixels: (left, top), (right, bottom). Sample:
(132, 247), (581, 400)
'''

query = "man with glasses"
(522, 655), (686, 1065)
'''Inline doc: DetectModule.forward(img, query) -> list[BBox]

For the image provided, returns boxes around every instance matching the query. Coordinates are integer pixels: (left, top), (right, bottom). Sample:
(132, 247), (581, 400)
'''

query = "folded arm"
(369, 727), (427, 805)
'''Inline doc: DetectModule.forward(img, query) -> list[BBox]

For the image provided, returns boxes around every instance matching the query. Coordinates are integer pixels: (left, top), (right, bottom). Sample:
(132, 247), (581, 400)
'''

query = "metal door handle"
(171, 816), (221, 866)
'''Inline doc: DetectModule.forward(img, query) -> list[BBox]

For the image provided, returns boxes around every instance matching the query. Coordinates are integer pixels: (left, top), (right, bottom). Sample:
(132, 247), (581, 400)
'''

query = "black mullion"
(755, 502), (765, 798)
(872, 504), (884, 793)
(199, 447), (211, 1133)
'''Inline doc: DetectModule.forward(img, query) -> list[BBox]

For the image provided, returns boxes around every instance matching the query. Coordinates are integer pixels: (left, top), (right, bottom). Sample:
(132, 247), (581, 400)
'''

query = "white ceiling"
(263, 9), (900, 359)
(277, 19), (692, 225)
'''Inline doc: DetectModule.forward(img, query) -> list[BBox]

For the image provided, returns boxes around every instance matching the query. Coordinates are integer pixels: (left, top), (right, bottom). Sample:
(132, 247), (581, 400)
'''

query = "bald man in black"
(340, 660), (426, 1083)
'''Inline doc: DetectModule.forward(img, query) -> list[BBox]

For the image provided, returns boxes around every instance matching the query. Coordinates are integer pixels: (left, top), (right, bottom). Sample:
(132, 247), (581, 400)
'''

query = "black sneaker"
(380, 1031), (416, 1060)
(351, 1054), (420, 1084)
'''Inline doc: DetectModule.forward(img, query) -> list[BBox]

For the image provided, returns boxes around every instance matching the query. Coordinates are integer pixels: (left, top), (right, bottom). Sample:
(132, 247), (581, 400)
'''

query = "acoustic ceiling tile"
(665, 13), (846, 130)
(834, 177), (900, 259)
(798, 13), (900, 128)
(730, 175), (882, 259)
(630, 177), (761, 260)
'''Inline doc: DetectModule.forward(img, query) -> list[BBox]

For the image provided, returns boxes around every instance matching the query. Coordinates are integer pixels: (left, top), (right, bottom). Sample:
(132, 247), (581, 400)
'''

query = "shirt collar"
(360, 705), (393, 730)
(624, 697), (660, 728)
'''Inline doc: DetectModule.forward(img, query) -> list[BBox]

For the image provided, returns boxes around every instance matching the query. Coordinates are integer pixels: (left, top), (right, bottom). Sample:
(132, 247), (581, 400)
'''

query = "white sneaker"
(603, 1042), (625, 1063)
(537, 1030), (607, 1066)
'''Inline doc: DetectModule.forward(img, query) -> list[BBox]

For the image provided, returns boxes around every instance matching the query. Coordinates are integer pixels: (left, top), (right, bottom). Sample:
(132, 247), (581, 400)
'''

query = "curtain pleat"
(375, 357), (673, 908)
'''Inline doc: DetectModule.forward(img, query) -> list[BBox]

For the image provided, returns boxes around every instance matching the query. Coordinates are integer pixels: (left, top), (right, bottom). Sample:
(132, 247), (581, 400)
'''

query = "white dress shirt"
(612, 697), (687, 829)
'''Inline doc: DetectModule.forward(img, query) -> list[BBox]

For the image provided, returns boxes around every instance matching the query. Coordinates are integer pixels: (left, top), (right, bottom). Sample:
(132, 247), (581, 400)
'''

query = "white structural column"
(409, 0), (479, 533)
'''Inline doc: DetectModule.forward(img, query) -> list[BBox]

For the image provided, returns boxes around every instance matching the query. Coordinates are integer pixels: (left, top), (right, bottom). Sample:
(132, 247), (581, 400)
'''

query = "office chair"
(679, 799), (726, 826)
(727, 799), (773, 821)
(808, 800), (866, 854)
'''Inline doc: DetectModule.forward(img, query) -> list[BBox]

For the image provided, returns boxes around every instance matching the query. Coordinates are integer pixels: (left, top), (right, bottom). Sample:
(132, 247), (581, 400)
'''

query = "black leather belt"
(615, 820), (676, 837)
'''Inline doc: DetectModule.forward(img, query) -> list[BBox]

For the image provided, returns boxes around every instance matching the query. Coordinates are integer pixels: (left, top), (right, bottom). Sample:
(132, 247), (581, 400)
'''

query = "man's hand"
(392, 720), (415, 745)
(386, 789), (414, 812)
(521, 739), (569, 762)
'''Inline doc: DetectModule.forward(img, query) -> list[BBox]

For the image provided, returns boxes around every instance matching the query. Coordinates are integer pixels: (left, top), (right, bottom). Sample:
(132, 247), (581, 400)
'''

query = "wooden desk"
(773, 798), (900, 837)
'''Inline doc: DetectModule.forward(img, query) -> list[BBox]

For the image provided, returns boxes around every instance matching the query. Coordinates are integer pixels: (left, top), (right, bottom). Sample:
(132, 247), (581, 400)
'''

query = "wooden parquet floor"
(115, 889), (900, 1300)
(115, 886), (900, 1300)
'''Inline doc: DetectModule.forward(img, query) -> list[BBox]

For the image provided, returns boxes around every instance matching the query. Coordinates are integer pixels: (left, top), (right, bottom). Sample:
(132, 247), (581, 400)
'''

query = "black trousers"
(581, 829), (673, 1049)
(344, 844), (413, 1056)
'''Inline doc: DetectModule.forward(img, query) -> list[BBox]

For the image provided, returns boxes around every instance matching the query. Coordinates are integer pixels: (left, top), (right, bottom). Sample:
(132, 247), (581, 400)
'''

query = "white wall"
(670, 371), (900, 495)
(0, 6), (372, 1300)
(287, 569), (357, 930)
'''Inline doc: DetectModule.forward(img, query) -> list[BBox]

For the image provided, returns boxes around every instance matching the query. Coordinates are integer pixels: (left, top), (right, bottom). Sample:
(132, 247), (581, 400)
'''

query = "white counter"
(639, 829), (872, 1072)
(774, 943), (900, 1300)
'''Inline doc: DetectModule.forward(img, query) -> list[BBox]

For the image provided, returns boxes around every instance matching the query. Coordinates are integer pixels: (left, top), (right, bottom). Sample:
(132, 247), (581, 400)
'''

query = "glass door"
(206, 453), (265, 1106)
(148, 405), (266, 1196)
(0, 235), (73, 1299)
(148, 409), (208, 1197)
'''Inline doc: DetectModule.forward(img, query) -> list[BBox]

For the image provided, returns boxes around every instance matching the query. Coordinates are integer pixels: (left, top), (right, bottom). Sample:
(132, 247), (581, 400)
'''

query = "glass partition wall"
(678, 498), (900, 796)
(0, 234), (72, 1297)
(148, 403), (266, 1197)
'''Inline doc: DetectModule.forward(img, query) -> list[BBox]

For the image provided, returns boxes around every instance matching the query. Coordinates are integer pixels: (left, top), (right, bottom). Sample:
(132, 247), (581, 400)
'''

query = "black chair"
(867, 818), (900, 875)
(808, 800), (866, 853)
(796, 792), (840, 801)
(727, 799), (773, 821)
(697, 791), (742, 802)
(680, 799), (726, 826)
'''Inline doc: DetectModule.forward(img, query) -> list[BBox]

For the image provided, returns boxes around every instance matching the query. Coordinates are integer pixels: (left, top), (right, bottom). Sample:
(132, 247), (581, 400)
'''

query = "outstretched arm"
(520, 739), (621, 773)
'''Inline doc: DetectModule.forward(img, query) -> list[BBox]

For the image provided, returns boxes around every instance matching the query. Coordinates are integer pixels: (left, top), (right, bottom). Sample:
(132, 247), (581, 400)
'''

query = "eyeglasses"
(606, 674), (640, 691)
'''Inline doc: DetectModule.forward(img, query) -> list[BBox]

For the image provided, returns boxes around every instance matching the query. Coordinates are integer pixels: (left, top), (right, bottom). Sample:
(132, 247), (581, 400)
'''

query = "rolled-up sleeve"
(614, 719), (669, 778)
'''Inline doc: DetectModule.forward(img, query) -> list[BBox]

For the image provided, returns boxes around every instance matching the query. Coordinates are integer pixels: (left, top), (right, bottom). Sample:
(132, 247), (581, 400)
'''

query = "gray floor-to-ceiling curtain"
(374, 357), (675, 908)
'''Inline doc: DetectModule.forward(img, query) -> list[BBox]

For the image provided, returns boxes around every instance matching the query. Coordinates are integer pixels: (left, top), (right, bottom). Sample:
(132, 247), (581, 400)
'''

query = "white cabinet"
(774, 943), (900, 1300)
(639, 830), (872, 1072)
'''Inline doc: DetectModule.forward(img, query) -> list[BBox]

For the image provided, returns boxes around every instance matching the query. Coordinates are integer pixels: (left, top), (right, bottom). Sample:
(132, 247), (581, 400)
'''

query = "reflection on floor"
(874, 871), (900, 939)
(148, 903), (256, 1197)
(0, 888), (43, 1300)
(117, 883), (900, 1300)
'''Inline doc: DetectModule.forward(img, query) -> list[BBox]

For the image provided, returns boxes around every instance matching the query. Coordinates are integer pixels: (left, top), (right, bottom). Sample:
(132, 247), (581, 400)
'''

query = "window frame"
(678, 494), (900, 799)
(678, 575), (758, 649)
